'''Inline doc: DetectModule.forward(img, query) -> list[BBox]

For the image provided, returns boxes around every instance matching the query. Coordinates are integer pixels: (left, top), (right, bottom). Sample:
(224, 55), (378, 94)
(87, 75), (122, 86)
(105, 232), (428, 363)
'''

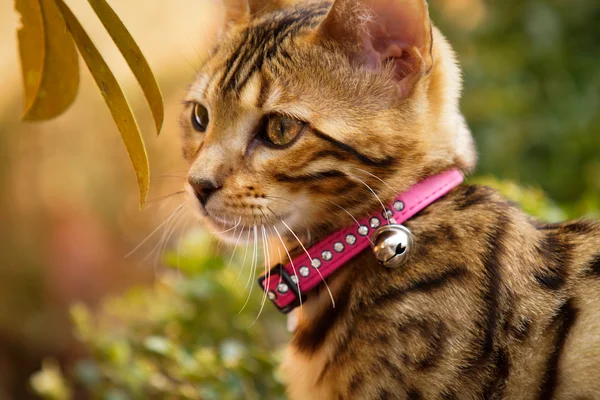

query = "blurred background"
(0, 0), (598, 398)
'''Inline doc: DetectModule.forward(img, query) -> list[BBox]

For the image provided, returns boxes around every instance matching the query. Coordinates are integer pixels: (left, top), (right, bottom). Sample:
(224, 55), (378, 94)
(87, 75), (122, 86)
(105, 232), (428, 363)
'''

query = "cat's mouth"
(185, 184), (300, 242)
(204, 211), (297, 244)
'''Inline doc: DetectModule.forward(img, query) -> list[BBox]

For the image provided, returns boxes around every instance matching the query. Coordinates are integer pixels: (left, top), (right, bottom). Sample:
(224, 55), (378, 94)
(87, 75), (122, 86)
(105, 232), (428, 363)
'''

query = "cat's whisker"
(349, 167), (398, 193)
(264, 224), (271, 272)
(143, 191), (186, 208)
(175, 213), (192, 278)
(275, 243), (284, 287)
(280, 220), (336, 310)
(251, 225), (271, 325)
(221, 218), (240, 270)
(150, 206), (186, 270)
(225, 223), (246, 273)
(229, 216), (242, 240)
(236, 229), (252, 282)
(126, 204), (185, 258)
(346, 172), (391, 224)
(273, 225), (303, 312)
(138, 205), (185, 279)
(157, 208), (187, 269)
(210, 215), (242, 235)
(325, 199), (361, 227)
(243, 225), (258, 291)
(325, 200), (375, 246)
(240, 225), (259, 313)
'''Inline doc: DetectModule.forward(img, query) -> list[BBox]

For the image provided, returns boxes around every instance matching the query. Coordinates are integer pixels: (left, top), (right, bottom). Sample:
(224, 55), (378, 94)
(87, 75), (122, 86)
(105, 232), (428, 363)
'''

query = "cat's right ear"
(314, 0), (434, 98)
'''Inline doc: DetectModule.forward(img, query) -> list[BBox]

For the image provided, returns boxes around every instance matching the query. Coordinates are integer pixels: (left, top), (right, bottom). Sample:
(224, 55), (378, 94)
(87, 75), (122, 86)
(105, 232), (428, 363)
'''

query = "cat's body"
(283, 185), (600, 399)
(179, 0), (600, 398)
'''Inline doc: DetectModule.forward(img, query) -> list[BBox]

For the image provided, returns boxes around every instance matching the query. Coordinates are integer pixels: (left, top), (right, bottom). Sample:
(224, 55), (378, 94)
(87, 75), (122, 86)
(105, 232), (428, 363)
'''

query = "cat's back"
(284, 184), (600, 399)
(533, 217), (600, 399)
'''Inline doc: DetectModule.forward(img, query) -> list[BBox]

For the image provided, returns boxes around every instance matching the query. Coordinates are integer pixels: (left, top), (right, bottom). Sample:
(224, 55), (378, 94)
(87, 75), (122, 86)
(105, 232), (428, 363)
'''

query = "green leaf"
(88, 0), (164, 135)
(52, 0), (150, 207)
(30, 359), (72, 400)
(16, 0), (80, 120)
(143, 336), (171, 355)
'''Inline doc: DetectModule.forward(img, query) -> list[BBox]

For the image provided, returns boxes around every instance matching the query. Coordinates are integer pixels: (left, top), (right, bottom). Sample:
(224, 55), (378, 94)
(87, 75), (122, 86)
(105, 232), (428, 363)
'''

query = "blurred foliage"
(431, 0), (600, 216)
(32, 229), (287, 400)
(31, 177), (571, 399)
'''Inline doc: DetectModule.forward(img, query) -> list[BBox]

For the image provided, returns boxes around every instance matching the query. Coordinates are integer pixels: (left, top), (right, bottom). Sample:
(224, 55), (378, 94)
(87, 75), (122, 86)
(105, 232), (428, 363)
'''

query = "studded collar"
(257, 168), (465, 313)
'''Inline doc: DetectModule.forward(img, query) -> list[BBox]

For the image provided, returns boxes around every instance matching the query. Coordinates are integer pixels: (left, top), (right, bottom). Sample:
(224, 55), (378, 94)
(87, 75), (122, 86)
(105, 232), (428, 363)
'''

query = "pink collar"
(258, 168), (464, 313)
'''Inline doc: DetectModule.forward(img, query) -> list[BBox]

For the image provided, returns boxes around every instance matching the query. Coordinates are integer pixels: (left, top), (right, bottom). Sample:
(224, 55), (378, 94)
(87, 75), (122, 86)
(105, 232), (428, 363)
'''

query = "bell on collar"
(370, 224), (413, 268)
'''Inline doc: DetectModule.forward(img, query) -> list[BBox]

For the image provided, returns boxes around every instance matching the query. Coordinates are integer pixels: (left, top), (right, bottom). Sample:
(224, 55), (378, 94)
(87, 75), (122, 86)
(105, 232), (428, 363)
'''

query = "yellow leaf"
(88, 0), (164, 135)
(52, 0), (149, 207)
(16, 0), (80, 120)
(15, 0), (43, 115)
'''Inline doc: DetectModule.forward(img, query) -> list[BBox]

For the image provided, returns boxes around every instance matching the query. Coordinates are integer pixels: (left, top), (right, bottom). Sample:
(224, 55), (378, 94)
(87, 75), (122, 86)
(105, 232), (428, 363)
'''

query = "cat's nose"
(188, 177), (222, 206)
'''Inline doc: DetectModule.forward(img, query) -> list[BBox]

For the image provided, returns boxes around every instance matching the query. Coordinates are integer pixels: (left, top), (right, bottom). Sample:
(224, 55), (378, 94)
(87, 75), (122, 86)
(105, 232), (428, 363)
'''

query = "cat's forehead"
(188, 3), (329, 104)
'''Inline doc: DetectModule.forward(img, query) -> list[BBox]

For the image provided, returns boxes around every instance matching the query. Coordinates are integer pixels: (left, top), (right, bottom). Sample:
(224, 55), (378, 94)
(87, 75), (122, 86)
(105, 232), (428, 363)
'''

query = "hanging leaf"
(52, 0), (149, 207)
(16, 0), (79, 120)
(88, 0), (164, 135)
(15, 0), (43, 116)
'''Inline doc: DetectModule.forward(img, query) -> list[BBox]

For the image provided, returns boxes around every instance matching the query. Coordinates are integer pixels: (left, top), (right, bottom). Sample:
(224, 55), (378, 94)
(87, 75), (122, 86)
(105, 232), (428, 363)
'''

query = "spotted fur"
(179, 0), (600, 398)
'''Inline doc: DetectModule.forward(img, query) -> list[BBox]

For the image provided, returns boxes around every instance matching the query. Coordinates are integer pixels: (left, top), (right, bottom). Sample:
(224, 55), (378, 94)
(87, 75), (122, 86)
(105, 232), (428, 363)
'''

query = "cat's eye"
(192, 103), (209, 132)
(262, 115), (305, 147)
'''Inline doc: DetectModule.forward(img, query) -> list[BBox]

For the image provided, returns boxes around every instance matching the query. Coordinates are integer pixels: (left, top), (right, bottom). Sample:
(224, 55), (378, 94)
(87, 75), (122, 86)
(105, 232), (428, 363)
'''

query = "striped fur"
(179, 1), (600, 398)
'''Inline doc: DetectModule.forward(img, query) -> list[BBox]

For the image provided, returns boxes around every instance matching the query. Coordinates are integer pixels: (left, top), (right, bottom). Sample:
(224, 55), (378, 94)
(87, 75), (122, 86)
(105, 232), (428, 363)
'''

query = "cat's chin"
(204, 214), (305, 247)
(184, 192), (309, 245)
(209, 224), (255, 245)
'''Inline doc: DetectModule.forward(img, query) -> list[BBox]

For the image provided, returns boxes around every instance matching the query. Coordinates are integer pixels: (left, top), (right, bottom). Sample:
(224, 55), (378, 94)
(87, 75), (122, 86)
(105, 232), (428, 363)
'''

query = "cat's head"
(180, 0), (475, 243)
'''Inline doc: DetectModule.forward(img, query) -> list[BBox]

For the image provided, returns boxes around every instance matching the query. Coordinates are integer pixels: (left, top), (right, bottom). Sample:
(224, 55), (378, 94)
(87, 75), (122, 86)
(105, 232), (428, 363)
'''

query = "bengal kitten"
(179, 0), (600, 398)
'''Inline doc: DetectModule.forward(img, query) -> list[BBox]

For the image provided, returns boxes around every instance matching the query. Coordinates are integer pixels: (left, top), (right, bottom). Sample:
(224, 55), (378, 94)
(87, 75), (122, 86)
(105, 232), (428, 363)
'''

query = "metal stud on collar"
(370, 217), (381, 228)
(393, 200), (405, 212)
(277, 283), (289, 294)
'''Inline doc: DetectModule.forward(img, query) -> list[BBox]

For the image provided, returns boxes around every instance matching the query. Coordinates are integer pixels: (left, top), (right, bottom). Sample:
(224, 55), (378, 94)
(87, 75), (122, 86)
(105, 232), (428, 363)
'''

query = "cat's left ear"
(315, 0), (433, 97)
(223, 0), (286, 25)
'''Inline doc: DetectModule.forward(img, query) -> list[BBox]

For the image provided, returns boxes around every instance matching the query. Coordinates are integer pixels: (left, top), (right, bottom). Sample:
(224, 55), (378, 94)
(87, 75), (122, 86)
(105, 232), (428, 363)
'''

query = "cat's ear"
(316, 0), (433, 97)
(223, 0), (286, 25)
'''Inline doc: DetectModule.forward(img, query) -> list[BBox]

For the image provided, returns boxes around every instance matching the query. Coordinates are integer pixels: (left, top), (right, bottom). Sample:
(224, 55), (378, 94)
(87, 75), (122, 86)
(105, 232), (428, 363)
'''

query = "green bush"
(431, 0), (600, 212)
(32, 229), (287, 400)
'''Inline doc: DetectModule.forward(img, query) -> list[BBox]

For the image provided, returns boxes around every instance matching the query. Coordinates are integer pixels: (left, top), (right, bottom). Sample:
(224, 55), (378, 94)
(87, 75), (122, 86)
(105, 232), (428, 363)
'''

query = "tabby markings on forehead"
(239, 73), (262, 107)
(217, 5), (329, 95)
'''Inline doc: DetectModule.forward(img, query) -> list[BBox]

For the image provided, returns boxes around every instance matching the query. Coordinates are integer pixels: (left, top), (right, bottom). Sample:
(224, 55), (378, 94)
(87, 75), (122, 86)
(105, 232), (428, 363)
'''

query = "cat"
(179, 0), (600, 398)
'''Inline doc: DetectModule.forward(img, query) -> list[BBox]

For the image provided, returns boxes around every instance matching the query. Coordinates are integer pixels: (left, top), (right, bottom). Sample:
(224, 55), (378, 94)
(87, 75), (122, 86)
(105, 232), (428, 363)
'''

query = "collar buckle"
(257, 264), (306, 314)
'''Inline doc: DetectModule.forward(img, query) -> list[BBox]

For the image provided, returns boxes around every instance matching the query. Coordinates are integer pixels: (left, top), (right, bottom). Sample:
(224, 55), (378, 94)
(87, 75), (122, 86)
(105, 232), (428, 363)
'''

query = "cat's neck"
(267, 159), (465, 263)
(265, 165), (464, 321)
(282, 181), (466, 332)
